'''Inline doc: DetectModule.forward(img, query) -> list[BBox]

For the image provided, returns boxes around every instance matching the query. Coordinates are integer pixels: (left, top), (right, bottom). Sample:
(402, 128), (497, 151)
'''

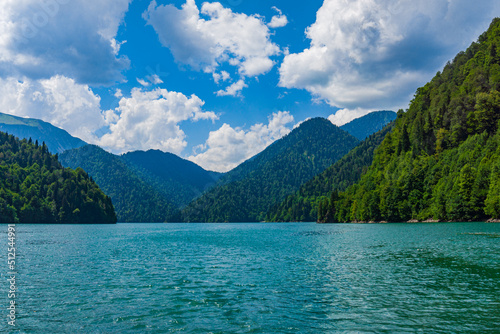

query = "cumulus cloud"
(99, 88), (218, 154)
(216, 79), (248, 97)
(279, 0), (500, 114)
(143, 0), (281, 94)
(0, 0), (131, 84)
(0, 76), (218, 155)
(188, 111), (294, 172)
(212, 71), (230, 84)
(0, 75), (104, 143)
(268, 7), (288, 28)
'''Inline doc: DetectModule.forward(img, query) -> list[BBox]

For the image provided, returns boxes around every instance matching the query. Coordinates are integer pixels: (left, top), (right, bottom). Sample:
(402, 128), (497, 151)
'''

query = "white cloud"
(212, 71), (230, 84)
(0, 76), (218, 155)
(137, 78), (150, 87)
(0, 0), (131, 84)
(99, 87), (218, 154)
(279, 0), (500, 115)
(143, 0), (281, 94)
(268, 7), (288, 28)
(189, 111), (294, 172)
(328, 108), (372, 126)
(114, 89), (123, 98)
(0, 75), (104, 143)
(137, 74), (164, 87)
(147, 74), (163, 85)
(216, 79), (248, 97)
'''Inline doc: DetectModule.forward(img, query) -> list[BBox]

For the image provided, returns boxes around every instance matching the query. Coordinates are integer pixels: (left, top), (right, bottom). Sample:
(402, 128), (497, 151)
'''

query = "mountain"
(266, 121), (395, 222)
(181, 118), (360, 222)
(340, 110), (396, 140)
(120, 150), (222, 208)
(0, 132), (116, 223)
(0, 112), (86, 154)
(324, 18), (500, 223)
(59, 146), (222, 222)
(59, 145), (181, 222)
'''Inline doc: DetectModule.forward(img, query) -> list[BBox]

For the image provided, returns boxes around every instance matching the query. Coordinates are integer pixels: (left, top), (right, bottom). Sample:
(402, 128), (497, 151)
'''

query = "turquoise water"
(1, 222), (500, 333)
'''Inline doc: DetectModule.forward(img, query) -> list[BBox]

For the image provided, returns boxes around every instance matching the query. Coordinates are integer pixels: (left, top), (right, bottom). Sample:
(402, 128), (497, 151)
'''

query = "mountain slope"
(181, 118), (359, 222)
(340, 110), (396, 140)
(121, 150), (222, 207)
(59, 145), (180, 222)
(0, 132), (116, 223)
(266, 121), (395, 222)
(328, 18), (500, 223)
(0, 112), (86, 154)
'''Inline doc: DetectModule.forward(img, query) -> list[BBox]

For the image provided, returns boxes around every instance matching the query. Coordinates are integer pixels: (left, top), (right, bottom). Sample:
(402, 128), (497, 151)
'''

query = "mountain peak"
(340, 110), (396, 140)
(0, 112), (86, 153)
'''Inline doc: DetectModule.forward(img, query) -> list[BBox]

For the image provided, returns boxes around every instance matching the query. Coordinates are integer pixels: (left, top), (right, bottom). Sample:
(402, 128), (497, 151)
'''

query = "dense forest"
(59, 145), (181, 222)
(340, 110), (396, 140)
(319, 18), (500, 223)
(0, 132), (116, 223)
(266, 122), (394, 222)
(121, 150), (222, 208)
(181, 118), (360, 222)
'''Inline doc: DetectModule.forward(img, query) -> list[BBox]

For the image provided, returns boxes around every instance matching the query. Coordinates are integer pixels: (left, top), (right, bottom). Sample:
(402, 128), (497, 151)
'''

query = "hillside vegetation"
(181, 118), (359, 222)
(0, 132), (116, 223)
(321, 18), (500, 223)
(59, 145), (181, 222)
(266, 122), (394, 222)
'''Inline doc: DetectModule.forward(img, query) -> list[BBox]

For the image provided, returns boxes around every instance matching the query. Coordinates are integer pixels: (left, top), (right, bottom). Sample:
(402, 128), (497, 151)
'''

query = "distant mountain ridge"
(59, 145), (181, 222)
(59, 146), (222, 222)
(340, 110), (396, 140)
(0, 112), (86, 153)
(4, 105), (397, 223)
(181, 118), (360, 222)
(121, 150), (222, 208)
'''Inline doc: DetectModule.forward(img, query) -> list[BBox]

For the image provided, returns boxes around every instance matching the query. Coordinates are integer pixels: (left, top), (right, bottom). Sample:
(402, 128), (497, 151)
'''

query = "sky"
(0, 0), (499, 172)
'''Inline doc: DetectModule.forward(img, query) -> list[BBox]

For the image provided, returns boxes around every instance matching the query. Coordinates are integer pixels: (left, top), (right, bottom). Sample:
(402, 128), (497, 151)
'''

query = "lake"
(1, 222), (499, 333)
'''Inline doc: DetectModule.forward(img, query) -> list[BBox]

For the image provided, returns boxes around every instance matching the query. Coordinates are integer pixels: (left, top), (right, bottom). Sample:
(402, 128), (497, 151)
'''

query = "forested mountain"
(59, 145), (181, 222)
(0, 112), (86, 154)
(321, 18), (500, 223)
(340, 110), (396, 140)
(0, 132), (116, 223)
(59, 145), (221, 222)
(181, 118), (359, 222)
(266, 121), (394, 222)
(121, 150), (222, 208)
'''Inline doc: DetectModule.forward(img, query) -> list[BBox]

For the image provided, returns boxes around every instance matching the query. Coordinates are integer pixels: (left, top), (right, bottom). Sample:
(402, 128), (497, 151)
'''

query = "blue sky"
(0, 0), (499, 171)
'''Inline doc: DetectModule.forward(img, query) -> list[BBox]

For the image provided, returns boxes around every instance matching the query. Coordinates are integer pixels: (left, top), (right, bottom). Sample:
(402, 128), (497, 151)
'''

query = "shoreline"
(318, 218), (500, 224)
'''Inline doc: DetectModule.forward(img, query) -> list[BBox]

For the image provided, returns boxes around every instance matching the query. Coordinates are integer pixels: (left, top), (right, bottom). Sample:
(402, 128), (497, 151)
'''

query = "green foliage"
(182, 118), (359, 222)
(0, 132), (116, 223)
(266, 122), (394, 222)
(333, 18), (500, 222)
(121, 150), (221, 208)
(59, 145), (181, 222)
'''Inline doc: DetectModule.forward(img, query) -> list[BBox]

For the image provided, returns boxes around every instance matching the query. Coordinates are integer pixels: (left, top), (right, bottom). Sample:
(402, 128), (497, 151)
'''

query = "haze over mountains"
(0, 112), (86, 154)
(340, 110), (396, 140)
